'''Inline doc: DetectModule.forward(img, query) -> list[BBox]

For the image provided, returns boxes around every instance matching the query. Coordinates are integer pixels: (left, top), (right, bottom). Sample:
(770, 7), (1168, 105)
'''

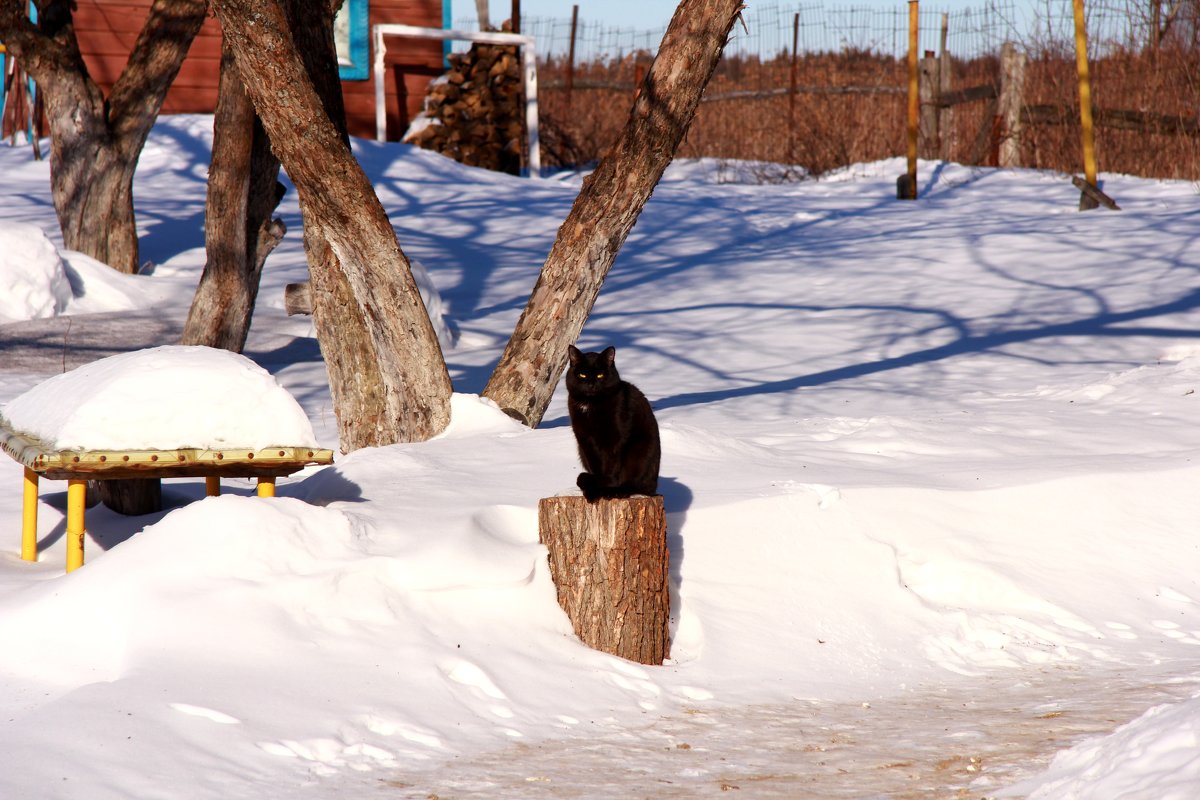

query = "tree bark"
(0, 0), (206, 273)
(539, 495), (670, 664)
(212, 0), (453, 449)
(182, 37), (286, 352)
(481, 0), (744, 427)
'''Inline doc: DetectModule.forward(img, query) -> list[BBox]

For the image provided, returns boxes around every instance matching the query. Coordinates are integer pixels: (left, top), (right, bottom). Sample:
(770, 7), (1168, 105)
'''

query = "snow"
(1004, 694), (1200, 799)
(2, 346), (319, 451)
(0, 222), (71, 323)
(1, 115), (1200, 798)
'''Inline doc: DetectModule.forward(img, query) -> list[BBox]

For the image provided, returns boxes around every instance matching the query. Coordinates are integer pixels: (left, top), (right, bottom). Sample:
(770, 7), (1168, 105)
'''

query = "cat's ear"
(568, 345), (582, 365)
(601, 346), (616, 368)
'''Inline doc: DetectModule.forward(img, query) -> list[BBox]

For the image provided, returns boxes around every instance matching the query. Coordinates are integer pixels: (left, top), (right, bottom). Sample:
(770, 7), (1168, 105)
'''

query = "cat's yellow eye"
(577, 372), (587, 378)
(596, 373), (605, 379)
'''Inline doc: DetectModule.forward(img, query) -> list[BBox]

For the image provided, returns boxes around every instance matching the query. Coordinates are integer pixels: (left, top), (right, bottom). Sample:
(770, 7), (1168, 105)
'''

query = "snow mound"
(60, 248), (170, 313)
(1008, 693), (1200, 799)
(439, 393), (529, 438)
(1, 345), (319, 451)
(0, 222), (71, 323)
(0, 222), (170, 323)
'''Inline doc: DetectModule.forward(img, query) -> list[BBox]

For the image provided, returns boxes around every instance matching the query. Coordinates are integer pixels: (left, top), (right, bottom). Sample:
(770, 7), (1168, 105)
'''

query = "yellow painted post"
(1072, 0), (1098, 194)
(902, 0), (920, 199)
(66, 479), (87, 572)
(205, 476), (221, 497)
(22, 467), (38, 561)
(256, 477), (276, 498)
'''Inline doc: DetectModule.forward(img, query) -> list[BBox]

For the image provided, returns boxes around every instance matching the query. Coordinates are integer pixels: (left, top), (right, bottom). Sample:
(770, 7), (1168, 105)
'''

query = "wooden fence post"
(899, 0), (920, 199)
(919, 50), (939, 159)
(998, 41), (1027, 167)
(539, 495), (670, 665)
(566, 4), (579, 109)
(938, 12), (954, 160)
(788, 11), (799, 162)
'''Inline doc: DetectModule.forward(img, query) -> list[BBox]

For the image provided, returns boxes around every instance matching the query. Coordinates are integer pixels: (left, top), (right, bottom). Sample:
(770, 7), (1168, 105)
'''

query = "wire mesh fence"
(447, 1), (1200, 180)
(457, 0), (1199, 60)
(456, 2), (1023, 61)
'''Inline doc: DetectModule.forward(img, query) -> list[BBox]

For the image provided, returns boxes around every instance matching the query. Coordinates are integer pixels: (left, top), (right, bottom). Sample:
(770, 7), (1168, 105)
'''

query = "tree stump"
(94, 477), (162, 516)
(538, 495), (669, 664)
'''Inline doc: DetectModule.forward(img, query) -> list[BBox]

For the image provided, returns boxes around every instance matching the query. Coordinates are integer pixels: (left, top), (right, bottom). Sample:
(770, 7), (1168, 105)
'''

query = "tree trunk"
(482, 0), (744, 427)
(182, 37), (286, 352)
(0, 0), (206, 273)
(282, 0), (398, 450)
(539, 495), (670, 664)
(212, 0), (453, 449)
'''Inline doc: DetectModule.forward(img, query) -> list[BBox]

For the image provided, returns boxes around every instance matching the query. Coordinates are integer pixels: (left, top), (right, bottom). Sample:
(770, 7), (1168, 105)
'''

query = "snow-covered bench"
(1, 346), (333, 572)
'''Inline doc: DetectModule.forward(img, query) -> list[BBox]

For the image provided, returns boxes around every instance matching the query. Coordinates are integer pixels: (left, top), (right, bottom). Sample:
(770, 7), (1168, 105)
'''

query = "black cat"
(566, 345), (661, 501)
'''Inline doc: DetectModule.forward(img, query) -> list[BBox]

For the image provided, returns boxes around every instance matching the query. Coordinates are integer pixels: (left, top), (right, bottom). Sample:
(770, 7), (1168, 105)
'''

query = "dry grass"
(536, 43), (1200, 181)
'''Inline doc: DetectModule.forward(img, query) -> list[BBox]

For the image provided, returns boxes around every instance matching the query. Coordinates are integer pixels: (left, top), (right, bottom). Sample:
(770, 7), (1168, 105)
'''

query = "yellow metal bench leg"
(66, 479), (87, 572)
(22, 467), (38, 562)
(205, 476), (221, 497)
(256, 477), (276, 498)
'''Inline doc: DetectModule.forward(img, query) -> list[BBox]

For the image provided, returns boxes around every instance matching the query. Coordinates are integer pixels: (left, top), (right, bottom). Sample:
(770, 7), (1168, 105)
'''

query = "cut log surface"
(538, 494), (669, 665)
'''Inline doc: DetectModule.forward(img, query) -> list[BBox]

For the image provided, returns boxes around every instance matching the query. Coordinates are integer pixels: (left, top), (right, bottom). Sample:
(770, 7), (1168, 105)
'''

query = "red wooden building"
(72, 0), (445, 140)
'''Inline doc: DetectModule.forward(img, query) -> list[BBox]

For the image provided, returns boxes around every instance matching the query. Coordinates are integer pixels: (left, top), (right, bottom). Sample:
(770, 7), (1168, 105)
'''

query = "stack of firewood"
(404, 26), (525, 175)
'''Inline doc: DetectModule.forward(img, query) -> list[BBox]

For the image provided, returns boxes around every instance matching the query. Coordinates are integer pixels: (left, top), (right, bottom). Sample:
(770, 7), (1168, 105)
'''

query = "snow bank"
(1006, 694), (1200, 799)
(0, 222), (71, 323)
(1, 345), (319, 450)
(0, 222), (172, 323)
(0, 203), (450, 344)
(59, 249), (170, 313)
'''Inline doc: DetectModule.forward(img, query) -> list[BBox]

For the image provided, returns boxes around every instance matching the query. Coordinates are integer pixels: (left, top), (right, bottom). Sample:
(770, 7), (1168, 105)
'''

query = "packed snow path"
(364, 667), (1200, 798)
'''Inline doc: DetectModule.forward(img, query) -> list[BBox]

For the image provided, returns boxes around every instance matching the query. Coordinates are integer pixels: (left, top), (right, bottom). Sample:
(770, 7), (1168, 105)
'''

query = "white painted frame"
(373, 24), (540, 178)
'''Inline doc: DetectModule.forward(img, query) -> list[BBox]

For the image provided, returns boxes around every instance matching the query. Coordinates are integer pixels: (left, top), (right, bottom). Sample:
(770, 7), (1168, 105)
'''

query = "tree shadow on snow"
(552, 180), (1200, 413)
(647, 286), (1200, 412)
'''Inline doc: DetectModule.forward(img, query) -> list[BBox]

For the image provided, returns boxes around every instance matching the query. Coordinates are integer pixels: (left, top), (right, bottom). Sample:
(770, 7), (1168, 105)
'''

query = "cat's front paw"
(577, 472), (603, 502)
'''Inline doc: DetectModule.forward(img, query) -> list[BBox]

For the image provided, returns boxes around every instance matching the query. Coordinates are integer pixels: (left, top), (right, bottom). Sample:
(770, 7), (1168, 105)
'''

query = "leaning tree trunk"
(0, 0), (207, 274)
(280, 0), (402, 451)
(182, 37), (286, 352)
(482, 0), (745, 427)
(212, 0), (453, 448)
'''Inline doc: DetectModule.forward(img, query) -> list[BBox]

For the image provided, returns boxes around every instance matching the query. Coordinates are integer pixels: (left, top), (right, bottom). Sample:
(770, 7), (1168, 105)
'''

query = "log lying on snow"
(538, 494), (670, 665)
(1072, 175), (1121, 211)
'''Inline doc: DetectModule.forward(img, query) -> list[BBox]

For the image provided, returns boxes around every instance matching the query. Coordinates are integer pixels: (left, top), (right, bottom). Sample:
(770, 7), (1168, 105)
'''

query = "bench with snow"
(0, 346), (333, 572)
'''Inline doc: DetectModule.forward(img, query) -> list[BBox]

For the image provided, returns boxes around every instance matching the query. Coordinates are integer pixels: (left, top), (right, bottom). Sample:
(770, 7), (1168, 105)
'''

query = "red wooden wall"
(72, 0), (444, 140)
